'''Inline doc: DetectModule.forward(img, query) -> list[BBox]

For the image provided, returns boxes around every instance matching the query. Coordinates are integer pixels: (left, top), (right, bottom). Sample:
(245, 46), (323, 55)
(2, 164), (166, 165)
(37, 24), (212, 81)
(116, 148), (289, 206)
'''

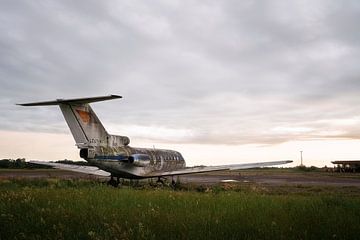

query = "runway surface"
(1, 169), (360, 187)
(180, 172), (360, 187)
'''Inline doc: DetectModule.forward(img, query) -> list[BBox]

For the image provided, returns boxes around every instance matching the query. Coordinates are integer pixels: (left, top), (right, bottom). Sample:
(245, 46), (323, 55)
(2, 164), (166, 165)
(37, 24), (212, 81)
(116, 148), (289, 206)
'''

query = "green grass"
(1, 179), (360, 240)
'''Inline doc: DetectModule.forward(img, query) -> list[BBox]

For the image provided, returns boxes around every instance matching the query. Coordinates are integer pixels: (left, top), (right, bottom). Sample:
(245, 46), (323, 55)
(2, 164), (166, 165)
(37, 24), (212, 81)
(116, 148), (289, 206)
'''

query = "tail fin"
(17, 95), (129, 148)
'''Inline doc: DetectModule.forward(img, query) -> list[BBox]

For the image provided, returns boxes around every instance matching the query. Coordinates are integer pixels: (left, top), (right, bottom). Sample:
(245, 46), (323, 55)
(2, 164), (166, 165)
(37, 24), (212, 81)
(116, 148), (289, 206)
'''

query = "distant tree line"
(0, 158), (47, 169)
(0, 158), (88, 169)
(294, 165), (319, 172)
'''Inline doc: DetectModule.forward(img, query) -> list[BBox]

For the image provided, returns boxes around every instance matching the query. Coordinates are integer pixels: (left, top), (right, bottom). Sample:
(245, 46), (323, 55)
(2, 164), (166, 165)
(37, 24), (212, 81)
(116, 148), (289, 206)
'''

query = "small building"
(332, 160), (360, 173)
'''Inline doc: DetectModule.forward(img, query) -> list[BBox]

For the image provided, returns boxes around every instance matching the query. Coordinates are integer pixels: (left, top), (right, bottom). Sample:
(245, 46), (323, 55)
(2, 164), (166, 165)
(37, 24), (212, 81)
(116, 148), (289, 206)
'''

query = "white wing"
(29, 160), (292, 178)
(147, 160), (292, 177)
(29, 161), (111, 177)
(222, 160), (293, 170)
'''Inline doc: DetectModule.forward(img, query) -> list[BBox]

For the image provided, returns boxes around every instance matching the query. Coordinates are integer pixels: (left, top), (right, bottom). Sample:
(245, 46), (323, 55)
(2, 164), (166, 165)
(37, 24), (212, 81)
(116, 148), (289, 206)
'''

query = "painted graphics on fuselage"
(92, 146), (185, 171)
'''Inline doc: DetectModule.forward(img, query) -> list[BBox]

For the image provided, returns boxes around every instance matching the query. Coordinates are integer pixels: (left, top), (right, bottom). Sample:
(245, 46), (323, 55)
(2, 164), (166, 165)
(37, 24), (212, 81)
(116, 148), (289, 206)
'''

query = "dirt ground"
(0, 169), (97, 180)
(1, 168), (360, 187)
(181, 171), (360, 187)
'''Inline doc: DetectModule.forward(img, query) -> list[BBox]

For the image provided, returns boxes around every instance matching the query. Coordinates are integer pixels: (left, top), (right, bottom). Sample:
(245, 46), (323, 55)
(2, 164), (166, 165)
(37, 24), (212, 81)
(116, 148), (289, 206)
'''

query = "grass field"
(1, 179), (360, 240)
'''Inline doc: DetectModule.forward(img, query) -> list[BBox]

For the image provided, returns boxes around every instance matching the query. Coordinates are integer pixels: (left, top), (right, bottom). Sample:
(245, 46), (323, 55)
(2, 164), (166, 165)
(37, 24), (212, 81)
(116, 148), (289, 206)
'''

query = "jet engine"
(79, 148), (96, 159)
(108, 135), (130, 146)
(128, 154), (151, 167)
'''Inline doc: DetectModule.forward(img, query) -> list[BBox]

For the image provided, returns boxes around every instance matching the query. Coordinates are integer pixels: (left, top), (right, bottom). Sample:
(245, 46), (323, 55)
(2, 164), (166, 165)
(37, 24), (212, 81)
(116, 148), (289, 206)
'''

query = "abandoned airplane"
(18, 95), (292, 186)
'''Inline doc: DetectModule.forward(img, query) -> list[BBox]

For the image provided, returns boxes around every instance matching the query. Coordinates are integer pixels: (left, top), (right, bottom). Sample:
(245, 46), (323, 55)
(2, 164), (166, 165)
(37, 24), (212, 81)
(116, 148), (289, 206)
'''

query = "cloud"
(1, 0), (360, 145)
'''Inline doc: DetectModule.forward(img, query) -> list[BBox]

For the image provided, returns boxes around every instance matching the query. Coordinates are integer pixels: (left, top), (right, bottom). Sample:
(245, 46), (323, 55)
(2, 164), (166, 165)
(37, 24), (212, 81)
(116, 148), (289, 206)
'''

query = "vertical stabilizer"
(59, 103), (108, 148)
(17, 95), (129, 148)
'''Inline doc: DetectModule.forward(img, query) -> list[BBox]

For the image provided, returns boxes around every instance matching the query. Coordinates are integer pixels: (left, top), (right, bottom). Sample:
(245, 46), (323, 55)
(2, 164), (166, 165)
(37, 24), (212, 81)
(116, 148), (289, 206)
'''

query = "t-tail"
(17, 95), (130, 158)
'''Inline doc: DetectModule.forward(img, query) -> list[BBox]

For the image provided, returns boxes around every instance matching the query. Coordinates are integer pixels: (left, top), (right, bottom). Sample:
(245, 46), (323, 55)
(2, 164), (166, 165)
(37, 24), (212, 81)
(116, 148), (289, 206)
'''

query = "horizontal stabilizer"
(17, 95), (122, 106)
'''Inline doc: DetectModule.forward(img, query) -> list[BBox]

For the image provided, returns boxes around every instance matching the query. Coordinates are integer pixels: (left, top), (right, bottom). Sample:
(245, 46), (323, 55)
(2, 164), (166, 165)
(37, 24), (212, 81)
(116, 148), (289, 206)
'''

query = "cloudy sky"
(1, 1), (360, 167)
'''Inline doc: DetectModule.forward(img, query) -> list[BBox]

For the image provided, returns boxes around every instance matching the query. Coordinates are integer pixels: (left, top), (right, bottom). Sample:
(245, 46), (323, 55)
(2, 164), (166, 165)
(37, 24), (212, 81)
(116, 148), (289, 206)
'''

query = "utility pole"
(300, 151), (303, 166)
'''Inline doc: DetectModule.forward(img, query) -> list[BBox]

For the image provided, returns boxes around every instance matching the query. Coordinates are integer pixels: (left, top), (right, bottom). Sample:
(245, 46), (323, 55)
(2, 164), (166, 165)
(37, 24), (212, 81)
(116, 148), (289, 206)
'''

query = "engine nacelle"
(79, 148), (96, 159)
(108, 135), (130, 146)
(128, 154), (151, 167)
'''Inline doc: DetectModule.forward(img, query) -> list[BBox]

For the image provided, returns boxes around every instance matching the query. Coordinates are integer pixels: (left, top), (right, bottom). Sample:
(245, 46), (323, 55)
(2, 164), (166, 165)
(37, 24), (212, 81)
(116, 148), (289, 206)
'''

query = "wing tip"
(110, 94), (122, 98)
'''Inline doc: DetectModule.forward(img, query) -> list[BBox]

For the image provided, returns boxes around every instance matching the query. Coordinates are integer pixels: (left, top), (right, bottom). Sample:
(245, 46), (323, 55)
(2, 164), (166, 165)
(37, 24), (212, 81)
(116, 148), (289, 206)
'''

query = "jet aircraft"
(18, 95), (292, 186)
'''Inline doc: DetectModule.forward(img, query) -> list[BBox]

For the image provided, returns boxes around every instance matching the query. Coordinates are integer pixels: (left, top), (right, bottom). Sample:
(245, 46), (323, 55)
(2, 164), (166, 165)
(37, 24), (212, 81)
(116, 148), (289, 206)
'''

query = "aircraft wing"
(29, 160), (292, 178)
(29, 161), (111, 177)
(147, 160), (293, 177)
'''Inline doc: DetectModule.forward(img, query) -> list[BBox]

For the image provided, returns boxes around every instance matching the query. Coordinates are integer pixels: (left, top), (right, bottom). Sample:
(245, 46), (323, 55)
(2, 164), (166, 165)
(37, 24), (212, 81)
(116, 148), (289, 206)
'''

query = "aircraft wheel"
(156, 177), (165, 185)
(107, 176), (119, 187)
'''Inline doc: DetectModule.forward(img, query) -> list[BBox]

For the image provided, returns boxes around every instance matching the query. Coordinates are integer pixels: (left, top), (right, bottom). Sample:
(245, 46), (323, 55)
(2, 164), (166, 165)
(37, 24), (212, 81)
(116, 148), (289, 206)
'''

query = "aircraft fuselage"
(85, 146), (186, 179)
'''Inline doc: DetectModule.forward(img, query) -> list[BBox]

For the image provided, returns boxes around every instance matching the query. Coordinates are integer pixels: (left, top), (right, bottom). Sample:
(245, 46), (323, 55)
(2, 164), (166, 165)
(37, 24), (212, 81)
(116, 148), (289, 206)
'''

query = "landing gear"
(171, 176), (181, 189)
(171, 176), (176, 187)
(107, 175), (120, 187)
(156, 177), (166, 185)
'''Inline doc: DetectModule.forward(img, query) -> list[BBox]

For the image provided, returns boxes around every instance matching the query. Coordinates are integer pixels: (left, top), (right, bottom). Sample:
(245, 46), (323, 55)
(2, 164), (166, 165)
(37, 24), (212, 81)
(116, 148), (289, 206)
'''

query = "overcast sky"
(1, 1), (360, 166)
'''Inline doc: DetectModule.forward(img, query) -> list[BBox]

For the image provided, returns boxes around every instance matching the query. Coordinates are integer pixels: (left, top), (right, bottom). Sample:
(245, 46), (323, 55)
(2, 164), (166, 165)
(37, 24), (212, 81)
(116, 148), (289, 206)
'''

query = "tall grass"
(1, 179), (360, 239)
